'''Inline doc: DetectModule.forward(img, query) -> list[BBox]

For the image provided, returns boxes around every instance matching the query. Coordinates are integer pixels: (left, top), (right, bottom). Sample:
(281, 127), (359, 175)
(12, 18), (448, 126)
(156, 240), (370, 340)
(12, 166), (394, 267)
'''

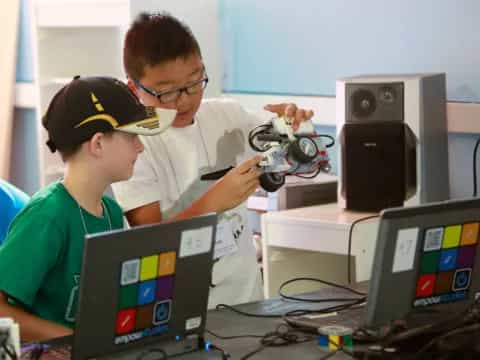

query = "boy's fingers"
(235, 155), (263, 174)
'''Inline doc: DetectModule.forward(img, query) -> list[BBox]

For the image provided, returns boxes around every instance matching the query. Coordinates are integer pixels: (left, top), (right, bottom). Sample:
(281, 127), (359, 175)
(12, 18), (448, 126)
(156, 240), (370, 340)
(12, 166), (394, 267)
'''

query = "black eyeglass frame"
(133, 72), (209, 104)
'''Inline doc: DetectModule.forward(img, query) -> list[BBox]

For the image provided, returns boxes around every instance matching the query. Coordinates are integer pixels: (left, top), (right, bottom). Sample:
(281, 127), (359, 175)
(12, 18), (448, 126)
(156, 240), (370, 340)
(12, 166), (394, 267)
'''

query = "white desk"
(261, 203), (379, 298)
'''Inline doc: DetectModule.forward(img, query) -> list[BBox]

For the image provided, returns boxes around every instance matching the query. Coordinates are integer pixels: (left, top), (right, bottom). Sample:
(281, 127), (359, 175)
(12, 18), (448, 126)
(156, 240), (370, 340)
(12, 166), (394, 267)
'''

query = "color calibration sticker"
(114, 251), (176, 345)
(413, 222), (478, 308)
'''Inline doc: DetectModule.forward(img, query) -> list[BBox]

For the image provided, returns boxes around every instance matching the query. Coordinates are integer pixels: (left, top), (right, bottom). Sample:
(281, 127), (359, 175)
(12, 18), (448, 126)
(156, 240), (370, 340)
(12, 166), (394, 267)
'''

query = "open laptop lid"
(72, 213), (217, 360)
(365, 198), (480, 328)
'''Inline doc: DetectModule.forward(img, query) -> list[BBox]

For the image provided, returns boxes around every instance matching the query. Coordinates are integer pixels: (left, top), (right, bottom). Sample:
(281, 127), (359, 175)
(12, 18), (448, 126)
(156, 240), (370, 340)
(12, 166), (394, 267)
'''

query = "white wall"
(130, 0), (222, 98)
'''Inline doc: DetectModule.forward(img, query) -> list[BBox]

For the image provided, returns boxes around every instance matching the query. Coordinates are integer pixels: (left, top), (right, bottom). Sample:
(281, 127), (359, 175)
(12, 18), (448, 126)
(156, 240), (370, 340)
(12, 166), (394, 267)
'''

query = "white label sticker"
(185, 316), (202, 331)
(121, 259), (140, 285)
(424, 227), (444, 251)
(392, 228), (419, 273)
(179, 226), (213, 258)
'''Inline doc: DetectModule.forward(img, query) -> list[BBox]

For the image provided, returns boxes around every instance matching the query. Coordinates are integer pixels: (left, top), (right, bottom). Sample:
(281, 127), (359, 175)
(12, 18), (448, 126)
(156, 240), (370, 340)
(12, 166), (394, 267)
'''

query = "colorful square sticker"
(119, 284), (137, 309)
(460, 223), (479, 246)
(435, 272), (454, 294)
(457, 246), (477, 268)
(140, 255), (159, 281)
(116, 309), (136, 335)
(453, 268), (472, 291)
(138, 280), (156, 306)
(424, 227), (444, 252)
(135, 305), (154, 330)
(442, 225), (462, 249)
(121, 259), (140, 286)
(420, 251), (440, 274)
(438, 249), (458, 271)
(416, 274), (436, 298)
(158, 251), (176, 276)
(156, 276), (174, 300)
(153, 300), (171, 325)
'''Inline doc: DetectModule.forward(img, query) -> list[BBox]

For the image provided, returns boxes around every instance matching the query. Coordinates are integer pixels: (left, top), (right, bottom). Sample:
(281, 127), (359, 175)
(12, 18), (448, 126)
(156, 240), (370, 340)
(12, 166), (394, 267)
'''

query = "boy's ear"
(86, 132), (107, 158)
(127, 79), (139, 97)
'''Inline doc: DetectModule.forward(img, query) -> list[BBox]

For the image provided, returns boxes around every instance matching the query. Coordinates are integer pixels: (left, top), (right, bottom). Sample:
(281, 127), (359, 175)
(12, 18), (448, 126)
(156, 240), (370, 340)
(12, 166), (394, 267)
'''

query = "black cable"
(295, 168), (322, 179)
(215, 303), (283, 318)
(316, 134), (335, 148)
(248, 124), (274, 152)
(238, 324), (315, 360)
(205, 342), (231, 360)
(347, 215), (380, 284)
(473, 136), (480, 197)
(279, 277), (367, 302)
(136, 347), (168, 360)
(205, 328), (264, 340)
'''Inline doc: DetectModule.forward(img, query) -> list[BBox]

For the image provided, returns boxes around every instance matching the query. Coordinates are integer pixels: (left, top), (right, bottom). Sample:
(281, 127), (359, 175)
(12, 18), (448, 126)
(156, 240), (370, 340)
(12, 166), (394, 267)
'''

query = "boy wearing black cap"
(0, 76), (173, 341)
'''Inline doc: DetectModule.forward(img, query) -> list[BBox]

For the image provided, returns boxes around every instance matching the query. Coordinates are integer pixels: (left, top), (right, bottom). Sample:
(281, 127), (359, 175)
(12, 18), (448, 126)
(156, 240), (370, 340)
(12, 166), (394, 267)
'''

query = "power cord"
(237, 324), (315, 360)
(473, 136), (480, 197)
(347, 215), (379, 284)
(279, 277), (366, 302)
(205, 328), (264, 340)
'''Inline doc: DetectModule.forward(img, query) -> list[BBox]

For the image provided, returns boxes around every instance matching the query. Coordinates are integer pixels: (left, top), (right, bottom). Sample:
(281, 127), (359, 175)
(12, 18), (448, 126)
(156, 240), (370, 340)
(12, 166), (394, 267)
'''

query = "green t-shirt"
(0, 182), (123, 328)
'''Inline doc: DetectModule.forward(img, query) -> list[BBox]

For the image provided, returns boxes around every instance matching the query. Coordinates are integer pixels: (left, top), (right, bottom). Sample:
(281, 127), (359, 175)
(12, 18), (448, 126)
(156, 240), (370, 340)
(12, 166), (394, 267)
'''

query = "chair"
(0, 179), (29, 245)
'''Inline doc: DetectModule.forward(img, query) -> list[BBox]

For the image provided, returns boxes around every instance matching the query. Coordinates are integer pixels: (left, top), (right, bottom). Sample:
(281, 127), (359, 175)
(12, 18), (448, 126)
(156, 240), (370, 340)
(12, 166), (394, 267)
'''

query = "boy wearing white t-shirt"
(112, 12), (314, 308)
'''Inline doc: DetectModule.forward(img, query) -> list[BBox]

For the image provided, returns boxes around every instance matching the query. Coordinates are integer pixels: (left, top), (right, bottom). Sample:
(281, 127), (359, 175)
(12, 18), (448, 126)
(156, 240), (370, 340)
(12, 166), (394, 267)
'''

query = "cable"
(248, 124), (274, 152)
(237, 324), (315, 360)
(279, 277), (366, 302)
(215, 303), (283, 318)
(295, 168), (322, 179)
(347, 215), (380, 284)
(315, 134), (335, 148)
(204, 342), (231, 360)
(473, 136), (480, 197)
(205, 328), (264, 340)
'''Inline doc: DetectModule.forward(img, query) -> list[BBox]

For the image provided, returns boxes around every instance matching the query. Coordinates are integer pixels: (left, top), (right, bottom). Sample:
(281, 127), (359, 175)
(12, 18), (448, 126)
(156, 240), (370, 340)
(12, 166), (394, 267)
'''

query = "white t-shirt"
(112, 98), (264, 308)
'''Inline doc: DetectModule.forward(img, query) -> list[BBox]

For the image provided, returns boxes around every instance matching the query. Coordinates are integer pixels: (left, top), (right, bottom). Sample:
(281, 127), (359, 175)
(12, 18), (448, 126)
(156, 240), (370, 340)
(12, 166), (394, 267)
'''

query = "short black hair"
(124, 12), (202, 80)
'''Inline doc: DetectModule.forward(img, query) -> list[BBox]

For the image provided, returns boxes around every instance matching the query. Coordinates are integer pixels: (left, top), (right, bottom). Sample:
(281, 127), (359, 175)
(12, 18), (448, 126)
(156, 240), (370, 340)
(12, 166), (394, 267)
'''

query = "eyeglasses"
(134, 74), (209, 104)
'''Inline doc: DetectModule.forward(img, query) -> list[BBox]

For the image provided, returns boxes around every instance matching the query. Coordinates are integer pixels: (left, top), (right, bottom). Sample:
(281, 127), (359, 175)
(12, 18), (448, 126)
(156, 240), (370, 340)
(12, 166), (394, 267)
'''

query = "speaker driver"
(350, 89), (377, 118)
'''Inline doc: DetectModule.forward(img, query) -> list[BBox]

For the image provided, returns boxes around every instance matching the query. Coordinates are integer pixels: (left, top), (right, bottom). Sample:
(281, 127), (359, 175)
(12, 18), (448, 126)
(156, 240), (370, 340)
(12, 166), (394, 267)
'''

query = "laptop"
(286, 197), (480, 331)
(24, 213), (218, 360)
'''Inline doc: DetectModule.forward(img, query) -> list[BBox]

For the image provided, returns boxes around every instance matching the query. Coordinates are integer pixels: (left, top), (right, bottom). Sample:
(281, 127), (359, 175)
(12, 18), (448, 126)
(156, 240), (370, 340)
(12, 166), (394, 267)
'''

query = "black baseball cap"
(42, 76), (176, 153)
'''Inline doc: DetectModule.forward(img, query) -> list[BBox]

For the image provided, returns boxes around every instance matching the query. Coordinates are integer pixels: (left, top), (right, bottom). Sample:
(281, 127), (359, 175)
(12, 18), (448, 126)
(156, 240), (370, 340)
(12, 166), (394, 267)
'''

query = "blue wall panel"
(220, 0), (480, 102)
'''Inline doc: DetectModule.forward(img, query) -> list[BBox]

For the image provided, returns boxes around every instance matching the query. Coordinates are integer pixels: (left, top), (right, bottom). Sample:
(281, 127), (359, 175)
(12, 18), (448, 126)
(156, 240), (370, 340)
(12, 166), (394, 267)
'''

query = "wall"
(11, 0), (480, 200)
(130, 0), (223, 98)
(10, 0), (41, 195)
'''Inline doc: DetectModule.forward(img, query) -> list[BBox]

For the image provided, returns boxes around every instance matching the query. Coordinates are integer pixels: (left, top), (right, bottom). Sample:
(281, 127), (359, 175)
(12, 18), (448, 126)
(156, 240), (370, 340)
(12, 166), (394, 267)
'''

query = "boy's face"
(134, 53), (205, 128)
(101, 132), (145, 182)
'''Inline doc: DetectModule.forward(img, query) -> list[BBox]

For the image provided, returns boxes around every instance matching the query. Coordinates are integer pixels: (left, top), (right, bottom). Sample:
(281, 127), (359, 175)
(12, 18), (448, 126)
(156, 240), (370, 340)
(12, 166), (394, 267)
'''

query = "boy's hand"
(264, 103), (314, 131)
(204, 155), (262, 212)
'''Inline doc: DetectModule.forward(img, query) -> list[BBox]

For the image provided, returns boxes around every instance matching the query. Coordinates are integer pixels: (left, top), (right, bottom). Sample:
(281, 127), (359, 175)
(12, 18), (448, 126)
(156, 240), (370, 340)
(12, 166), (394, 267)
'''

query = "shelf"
(35, 0), (129, 27)
(14, 82), (37, 109)
(446, 102), (480, 134)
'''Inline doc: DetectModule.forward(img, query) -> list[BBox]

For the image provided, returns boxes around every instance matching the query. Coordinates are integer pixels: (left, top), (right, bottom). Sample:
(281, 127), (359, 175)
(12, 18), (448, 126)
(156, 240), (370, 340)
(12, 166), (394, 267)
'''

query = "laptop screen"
(365, 198), (480, 328)
(72, 214), (217, 360)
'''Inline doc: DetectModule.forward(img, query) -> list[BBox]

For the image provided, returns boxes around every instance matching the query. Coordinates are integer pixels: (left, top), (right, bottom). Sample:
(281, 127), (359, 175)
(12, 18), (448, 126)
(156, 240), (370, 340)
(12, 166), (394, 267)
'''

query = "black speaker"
(338, 81), (417, 212)
(340, 122), (406, 211)
(337, 74), (449, 211)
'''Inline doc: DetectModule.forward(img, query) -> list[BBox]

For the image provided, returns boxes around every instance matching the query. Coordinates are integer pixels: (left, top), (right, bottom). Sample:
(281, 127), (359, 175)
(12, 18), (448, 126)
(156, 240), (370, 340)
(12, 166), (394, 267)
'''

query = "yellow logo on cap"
(91, 92), (104, 112)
